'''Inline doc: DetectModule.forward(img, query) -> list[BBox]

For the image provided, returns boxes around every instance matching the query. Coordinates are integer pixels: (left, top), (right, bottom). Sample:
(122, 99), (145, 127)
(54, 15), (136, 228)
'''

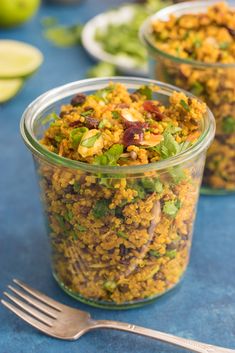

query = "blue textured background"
(0, 1), (235, 352)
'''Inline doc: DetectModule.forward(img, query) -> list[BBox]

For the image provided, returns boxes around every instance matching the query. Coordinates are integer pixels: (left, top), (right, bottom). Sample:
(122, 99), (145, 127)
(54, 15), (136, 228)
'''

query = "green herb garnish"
(112, 111), (120, 119)
(222, 115), (235, 134)
(92, 199), (110, 219)
(166, 249), (177, 259)
(73, 181), (81, 192)
(153, 132), (191, 160)
(164, 124), (182, 135)
(80, 109), (94, 117)
(70, 127), (88, 147)
(55, 215), (66, 230)
(103, 280), (117, 292)
(77, 224), (87, 232)
(149, 250), (161, 258)
(137, 85), (153, 100)
(117, 231), (128, 239)
(94, 86), (114, 102)
(42, 112), (59, 125)
(163, 200), (181, 218)
(98, 119), (109, 129)
(94, 144), (124, 166)
(64, 211), (73, 222)
(80, 132), (101, 148)
(140, 178), (163, 193)
(54, 135), (63, 143)
(169, 166), (186, 184)
(191, 81), (204, 96)
(134, 183), (146, 199)
(180, 99), (190, 112)
(219, 42), (229, 50)
(193, 37), (202, 48)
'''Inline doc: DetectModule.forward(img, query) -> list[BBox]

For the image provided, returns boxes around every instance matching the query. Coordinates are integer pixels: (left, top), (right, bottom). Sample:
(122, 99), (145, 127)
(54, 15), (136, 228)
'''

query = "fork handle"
(94, 320), (234, 353)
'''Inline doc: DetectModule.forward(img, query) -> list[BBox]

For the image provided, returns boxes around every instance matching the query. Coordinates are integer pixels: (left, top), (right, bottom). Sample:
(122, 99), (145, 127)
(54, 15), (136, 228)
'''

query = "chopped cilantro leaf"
(117, 231), (128, 239)
(166, 249), (177, 259)
(222, 116), (235, 134)
(80, 109), (94, 117)
(180, 99), (190, 112)
(70, 127), (88, 147)
(112, 111), (120, 119)
(163, 200), (181, 218)
(136, 85), (153, 100)
(149, 250), (161, 258)
(42, 112), (59, 125)
(191, 81), (204, 96)
(80, 132), (101, 148)
(94, 144), (123, 166)
(92, 199), (110, 219)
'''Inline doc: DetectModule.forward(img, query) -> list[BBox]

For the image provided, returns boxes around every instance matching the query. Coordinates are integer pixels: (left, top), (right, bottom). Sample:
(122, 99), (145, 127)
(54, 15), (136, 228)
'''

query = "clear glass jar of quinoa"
(20, 77), (215, 308)
(141, 1), (235, 194)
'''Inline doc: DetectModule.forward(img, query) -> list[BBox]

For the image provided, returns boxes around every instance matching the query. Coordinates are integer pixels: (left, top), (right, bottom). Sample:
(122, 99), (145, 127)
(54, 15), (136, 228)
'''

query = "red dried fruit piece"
(85, 116), (99, 129)
(143, 101), (164, 121)
(123, 127), (144, 147)
(68, 120), (81, 127)
(70, 93), (86, 106)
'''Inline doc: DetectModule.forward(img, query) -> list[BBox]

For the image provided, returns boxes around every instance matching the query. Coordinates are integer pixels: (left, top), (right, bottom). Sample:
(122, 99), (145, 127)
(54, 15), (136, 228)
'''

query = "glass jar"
(20, 77), (215, 308)
(140, 0), (235, 194)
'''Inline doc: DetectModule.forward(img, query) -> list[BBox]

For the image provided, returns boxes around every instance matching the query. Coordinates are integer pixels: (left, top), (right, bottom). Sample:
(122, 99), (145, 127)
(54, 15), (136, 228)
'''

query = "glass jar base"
(52, 271), (185, 310)
(200, 186), (235, 195)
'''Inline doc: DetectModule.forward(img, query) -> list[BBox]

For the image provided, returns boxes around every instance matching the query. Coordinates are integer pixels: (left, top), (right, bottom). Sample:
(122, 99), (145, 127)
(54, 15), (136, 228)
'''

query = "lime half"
(0, 40), (43, 78)
(0, 78), (24, 103)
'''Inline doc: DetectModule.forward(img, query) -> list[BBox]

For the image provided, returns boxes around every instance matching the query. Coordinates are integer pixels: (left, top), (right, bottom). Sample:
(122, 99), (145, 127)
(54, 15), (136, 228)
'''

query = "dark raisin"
(70, 93), (86, 106)
(130, 93), (139, 102)
(119, 244), (129, 256)
(118, 284), (129, 293)
(84, 106), (94, 111)
(85, 116), (99, 129)
(68, 120), (81, 127)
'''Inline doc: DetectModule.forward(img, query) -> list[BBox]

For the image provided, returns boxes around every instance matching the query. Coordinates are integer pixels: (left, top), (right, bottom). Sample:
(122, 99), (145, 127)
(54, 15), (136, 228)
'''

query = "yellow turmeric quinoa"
(148, 2), (235, 191)
(38, 83), (206, 305)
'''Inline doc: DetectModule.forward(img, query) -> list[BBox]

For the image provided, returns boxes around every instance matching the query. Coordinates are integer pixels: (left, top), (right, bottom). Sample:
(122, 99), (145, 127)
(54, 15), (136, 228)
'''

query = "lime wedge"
(0, 78), (24, 103)
(0, 40), (43, 78)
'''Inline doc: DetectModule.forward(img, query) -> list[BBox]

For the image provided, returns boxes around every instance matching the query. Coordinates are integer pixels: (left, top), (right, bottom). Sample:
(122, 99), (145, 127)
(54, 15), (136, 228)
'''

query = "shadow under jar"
(20, 77), (215, 308)
(140, 0), (235, 194)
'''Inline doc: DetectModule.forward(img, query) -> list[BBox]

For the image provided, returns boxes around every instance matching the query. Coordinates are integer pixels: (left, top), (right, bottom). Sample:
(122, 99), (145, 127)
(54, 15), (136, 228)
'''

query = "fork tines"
(1, 279), (61, 334)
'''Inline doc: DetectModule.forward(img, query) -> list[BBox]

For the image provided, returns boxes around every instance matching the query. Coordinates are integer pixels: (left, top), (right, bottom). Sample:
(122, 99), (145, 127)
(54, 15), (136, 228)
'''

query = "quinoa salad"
(147, 2), (235, 191)
(37, 82), (207, 306)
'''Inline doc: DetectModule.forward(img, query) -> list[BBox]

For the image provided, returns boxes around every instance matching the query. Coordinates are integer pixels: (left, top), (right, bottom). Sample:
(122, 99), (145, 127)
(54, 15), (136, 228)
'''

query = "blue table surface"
(0, 1), (235, 352)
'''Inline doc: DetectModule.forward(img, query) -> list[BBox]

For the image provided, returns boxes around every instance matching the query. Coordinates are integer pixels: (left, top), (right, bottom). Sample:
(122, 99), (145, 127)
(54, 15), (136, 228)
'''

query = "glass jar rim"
(140, 0), (235, 69)
(20, 76), (215, 175)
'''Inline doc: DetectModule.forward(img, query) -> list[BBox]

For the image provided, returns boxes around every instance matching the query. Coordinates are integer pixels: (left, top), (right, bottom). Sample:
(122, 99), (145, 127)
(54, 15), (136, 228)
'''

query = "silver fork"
(1, 279), (234, 353)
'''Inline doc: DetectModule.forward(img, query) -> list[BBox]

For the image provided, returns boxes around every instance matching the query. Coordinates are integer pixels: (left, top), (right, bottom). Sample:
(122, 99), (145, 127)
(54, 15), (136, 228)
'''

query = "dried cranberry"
(70, 93), (86, 106)
(68, 120), (81, 127)
(123, 127), (144, 147)
(85, 116), (99, 129)
(143, 101), (164, 121)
